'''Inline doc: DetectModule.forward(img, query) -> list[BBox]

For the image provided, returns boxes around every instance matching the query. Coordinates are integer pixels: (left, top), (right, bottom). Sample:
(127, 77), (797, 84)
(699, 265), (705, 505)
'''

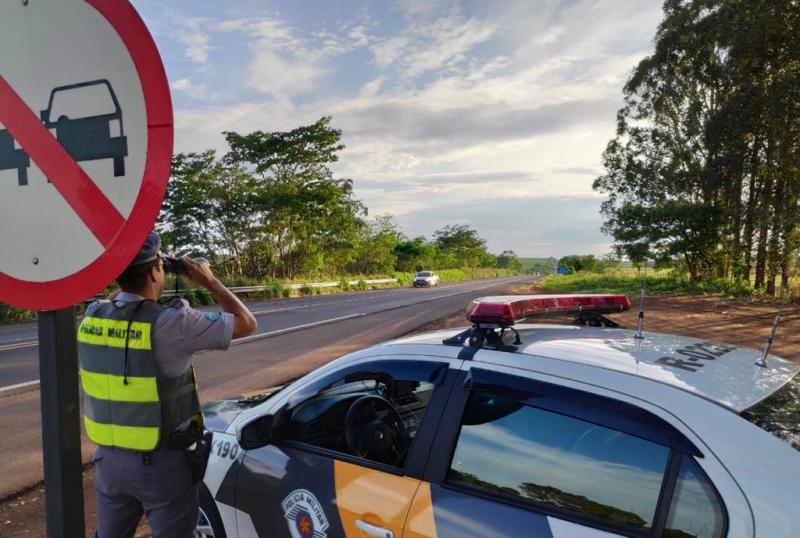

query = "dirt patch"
(4, 287), (799, 536)
(0, 467), (151, 538)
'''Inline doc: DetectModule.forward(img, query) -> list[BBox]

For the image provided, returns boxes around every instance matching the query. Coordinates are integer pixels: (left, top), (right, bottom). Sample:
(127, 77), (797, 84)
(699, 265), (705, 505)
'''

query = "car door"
(406, 366), (728, 538)
(226, 356), (460, 538)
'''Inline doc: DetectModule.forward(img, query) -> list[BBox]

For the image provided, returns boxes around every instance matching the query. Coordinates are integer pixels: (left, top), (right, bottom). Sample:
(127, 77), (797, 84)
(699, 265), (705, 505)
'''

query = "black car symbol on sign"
(0, 129), (30, 185)
(40, 79), (128, 177)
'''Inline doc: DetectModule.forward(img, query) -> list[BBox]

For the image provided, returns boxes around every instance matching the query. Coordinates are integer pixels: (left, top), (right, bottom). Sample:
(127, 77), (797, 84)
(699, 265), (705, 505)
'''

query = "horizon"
(132, 0), (663, 258)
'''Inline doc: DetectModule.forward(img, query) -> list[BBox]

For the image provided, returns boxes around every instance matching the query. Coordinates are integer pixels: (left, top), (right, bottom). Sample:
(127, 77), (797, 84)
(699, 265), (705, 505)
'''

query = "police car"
(196, 294), (800, 538)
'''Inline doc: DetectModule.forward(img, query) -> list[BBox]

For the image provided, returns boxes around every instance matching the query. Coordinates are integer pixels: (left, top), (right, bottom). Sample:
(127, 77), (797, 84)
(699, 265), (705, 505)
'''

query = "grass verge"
(539, 270), (754, 297)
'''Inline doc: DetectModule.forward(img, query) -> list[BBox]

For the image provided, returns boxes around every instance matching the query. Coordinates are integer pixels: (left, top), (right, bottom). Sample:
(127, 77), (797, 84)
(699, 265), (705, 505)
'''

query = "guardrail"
(161, 278), (399, 298)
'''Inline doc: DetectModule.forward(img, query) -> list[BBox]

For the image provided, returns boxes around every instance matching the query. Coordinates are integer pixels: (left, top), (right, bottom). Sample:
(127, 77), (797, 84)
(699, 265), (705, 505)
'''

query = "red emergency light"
(466, 294), (630, 327)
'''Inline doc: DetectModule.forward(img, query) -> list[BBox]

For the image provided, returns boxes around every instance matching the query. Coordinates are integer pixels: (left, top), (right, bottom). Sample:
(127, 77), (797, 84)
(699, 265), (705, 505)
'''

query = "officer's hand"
(181, 256), (215, 288)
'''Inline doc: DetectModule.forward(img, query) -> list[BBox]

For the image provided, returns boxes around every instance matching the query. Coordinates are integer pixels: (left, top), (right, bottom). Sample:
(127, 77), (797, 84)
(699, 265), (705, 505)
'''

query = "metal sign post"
(38, 307), (85, 537)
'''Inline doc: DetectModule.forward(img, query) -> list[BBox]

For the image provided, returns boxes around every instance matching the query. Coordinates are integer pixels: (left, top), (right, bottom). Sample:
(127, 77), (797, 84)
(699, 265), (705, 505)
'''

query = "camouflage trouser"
(93, 445), (198, 538)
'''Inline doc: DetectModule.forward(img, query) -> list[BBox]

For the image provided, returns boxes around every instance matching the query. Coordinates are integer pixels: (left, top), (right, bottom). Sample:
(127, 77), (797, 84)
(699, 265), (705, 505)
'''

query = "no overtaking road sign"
(0, 0), (173, 311)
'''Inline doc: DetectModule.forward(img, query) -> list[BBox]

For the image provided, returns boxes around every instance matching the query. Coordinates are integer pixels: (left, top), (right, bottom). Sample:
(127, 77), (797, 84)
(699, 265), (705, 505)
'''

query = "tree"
(157, 151), (260, 277)
(347, 216), (401, 275)
(224, 117), (365, 279)
(594, 0), (800, 291)
(158, 117), (539, 282)
(528, 257), (559, 274)
(558, 255), (603, 273)
(433, 225), (489, 268)
(496, 250), (523, 271)
(394, 237), (436, 272)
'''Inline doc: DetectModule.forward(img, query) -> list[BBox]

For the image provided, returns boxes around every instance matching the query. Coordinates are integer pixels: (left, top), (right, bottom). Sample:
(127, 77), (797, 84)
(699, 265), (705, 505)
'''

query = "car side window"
(447, 391), (671, 532)
(664, 456), (725, 538)
(282, 360), (445, 469)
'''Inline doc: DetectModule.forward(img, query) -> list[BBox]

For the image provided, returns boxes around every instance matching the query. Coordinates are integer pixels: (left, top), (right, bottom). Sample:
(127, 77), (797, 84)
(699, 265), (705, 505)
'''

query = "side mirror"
(237, 414), (275, 450)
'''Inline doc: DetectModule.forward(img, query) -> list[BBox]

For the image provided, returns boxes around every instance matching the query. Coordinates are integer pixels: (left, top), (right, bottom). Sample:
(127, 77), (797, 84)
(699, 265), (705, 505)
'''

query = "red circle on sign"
(0, 0), (173, 312)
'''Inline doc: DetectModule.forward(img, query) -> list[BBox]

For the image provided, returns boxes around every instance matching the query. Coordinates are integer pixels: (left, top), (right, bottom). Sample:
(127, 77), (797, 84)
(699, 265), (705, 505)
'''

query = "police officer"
(77, 232), (257, 537)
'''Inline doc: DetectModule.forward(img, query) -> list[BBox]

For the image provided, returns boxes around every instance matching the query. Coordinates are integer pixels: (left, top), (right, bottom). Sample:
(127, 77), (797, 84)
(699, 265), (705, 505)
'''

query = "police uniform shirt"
(88, 291), (235, 378)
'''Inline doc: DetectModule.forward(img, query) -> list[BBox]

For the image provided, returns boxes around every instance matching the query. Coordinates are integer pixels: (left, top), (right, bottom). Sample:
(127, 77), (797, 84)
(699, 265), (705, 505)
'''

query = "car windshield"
(48, 83), (117, 121)
(741, 372), (800, 451)
(416, 272), (432, 277)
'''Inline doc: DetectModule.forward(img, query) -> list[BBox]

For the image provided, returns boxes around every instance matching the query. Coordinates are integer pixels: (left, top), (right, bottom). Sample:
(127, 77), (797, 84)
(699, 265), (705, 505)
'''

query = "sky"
(131, 0), (664, 258)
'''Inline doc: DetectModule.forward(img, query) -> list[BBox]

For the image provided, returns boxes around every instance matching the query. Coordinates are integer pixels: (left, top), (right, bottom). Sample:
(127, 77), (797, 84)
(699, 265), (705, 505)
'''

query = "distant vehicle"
(40, 79), (128, 176)
(412, 271), (440, 287)
(197, 294), (800, 537)
(0, 129), (30, 185)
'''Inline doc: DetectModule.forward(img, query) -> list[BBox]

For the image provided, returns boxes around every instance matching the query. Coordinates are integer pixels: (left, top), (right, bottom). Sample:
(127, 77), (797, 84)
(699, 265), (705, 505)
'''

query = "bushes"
(181, 289), (198, 306)
(392, 272), (415, 286)
(298, 284), (315, 296)
(0, 305), (35, 325)
(194, 288), (212, 305)
(539, 270), (755, 298)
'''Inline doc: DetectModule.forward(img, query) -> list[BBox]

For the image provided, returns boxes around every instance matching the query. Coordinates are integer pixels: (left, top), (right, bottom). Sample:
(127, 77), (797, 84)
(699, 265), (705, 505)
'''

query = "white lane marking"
(0, 379), (40, 396)
(232, 313), (366, 346)
(249, 303), (316, 315)
(0, 341), (38, 352)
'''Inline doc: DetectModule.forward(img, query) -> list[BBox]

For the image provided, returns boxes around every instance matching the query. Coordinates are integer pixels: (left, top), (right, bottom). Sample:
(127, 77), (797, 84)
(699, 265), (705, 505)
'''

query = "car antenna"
(634, 288), (645, 339)
(755, 313), (781, 368)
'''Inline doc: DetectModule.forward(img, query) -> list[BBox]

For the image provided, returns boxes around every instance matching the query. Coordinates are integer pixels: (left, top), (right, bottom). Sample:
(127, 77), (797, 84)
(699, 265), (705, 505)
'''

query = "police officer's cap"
(130, 232), (162, 267)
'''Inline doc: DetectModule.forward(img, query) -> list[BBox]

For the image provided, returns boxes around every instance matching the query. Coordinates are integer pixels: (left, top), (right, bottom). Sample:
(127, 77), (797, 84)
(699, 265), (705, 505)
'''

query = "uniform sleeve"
(84, 300), (109, 317)
(156, 300), (235, 355)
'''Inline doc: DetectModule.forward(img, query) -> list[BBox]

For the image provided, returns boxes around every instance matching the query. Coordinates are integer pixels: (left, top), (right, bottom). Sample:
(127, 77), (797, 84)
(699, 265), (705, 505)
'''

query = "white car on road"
(412, 271), (440, 287)
(197, 294), (800, 538)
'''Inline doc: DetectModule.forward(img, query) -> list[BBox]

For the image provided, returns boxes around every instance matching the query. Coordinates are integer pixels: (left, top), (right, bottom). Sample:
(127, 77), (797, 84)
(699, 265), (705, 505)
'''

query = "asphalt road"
(0, 276), (534, 499)
(0, 277), (525, 389)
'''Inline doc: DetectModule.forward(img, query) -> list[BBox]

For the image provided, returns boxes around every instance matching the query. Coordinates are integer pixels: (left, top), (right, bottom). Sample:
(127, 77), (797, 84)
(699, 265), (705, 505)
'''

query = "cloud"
(174, 16), (215, 66)
(178, 32), (210, 64)
(338, 98), (617, 147)
(391, 196), (611, 256)
(372, 36), (410, 68)
(153, 0), (663, 256)
(348, 25), (371, 48)
(554, 166), (601, 176)
(395, 0), (461, 21)
(358, 77), (384, 98)
(227, 17), (318, 102)
(169, 78), (208, 99)
(215, 15), (374, 103)
(370, 15), (497, 79)
(247, 50), (323, 102)
(357, 171), (536, 193)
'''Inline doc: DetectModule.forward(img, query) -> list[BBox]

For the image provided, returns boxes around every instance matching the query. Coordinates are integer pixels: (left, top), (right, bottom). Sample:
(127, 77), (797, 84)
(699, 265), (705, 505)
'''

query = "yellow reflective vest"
(77, 300), (200, 451)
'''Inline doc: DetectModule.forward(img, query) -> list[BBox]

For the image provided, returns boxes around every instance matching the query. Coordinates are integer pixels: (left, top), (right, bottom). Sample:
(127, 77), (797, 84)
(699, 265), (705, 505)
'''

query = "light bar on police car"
(466, 294), (630, 326)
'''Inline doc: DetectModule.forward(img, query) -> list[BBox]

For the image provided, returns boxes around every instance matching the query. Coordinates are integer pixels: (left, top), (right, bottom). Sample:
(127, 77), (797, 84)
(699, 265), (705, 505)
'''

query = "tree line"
(157, 117), (522, 280)
(593, 0), (799, 295)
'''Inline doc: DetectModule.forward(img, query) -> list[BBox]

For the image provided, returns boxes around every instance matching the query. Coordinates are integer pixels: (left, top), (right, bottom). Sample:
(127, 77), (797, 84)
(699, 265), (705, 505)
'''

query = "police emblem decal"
(282, 489), (329, 538)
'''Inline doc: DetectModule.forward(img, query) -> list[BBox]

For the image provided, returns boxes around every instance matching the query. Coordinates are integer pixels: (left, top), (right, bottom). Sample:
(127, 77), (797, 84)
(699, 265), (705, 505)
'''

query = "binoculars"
(162, 256), (208, 275)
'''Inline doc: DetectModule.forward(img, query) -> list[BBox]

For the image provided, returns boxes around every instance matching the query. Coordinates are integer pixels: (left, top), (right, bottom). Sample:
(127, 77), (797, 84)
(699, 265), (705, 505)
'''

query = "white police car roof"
(390, 324), (800, 413)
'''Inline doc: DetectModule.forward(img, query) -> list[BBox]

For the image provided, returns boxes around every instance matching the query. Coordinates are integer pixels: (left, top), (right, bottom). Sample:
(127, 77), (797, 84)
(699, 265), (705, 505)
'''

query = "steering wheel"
(345, 395), (408, 466)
